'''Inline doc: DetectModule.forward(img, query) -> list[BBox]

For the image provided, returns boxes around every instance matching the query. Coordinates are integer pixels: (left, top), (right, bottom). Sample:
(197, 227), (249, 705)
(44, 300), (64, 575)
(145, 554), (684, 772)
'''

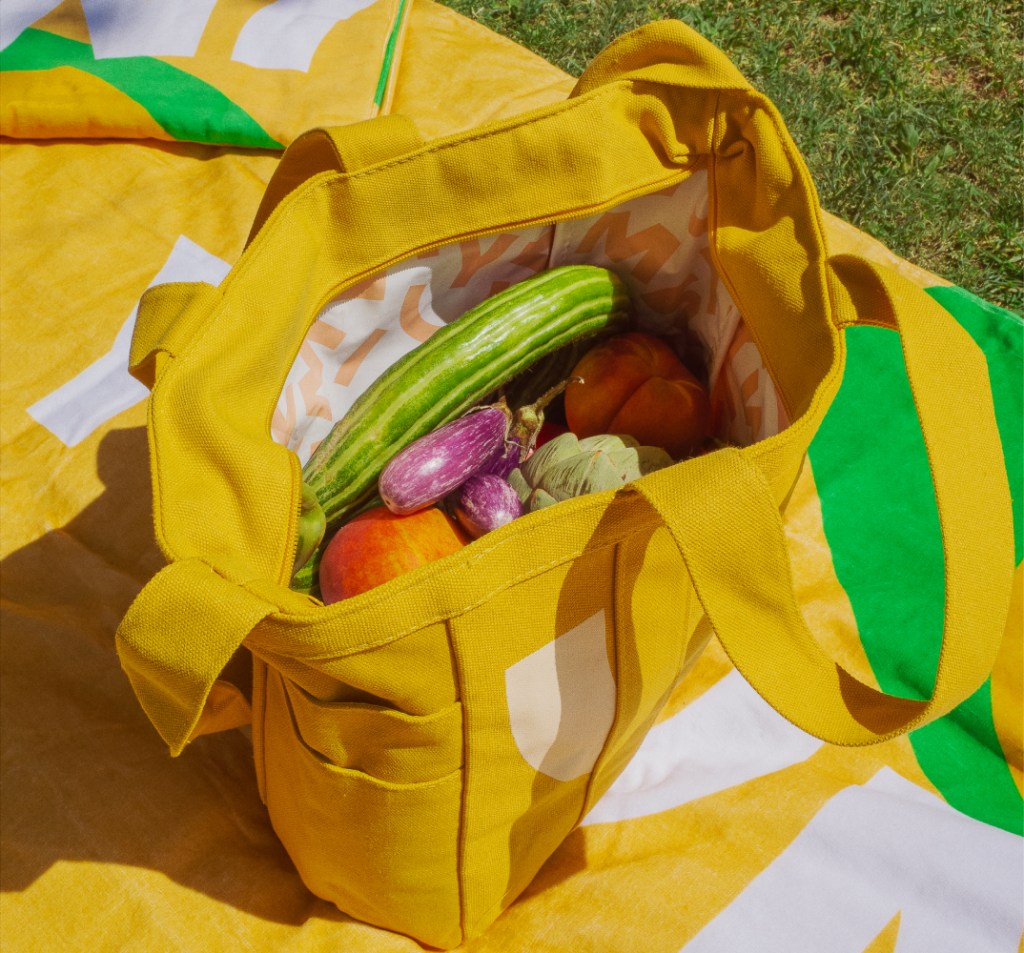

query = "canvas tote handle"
(635, 255), (1015, 746)
(244, 115), (425, 244)
(118, 118), (427, 755)
(127, 115), (425, 390)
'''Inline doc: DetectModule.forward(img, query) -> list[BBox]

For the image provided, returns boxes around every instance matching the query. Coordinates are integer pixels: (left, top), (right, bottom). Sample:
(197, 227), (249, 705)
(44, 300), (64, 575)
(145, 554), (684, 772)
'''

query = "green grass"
(441, 0), (1023, 313)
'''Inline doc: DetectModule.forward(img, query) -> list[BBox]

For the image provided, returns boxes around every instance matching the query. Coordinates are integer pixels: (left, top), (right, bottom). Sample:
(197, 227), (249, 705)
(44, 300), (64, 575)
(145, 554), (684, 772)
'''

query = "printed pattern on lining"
(273, 172), (788, 463)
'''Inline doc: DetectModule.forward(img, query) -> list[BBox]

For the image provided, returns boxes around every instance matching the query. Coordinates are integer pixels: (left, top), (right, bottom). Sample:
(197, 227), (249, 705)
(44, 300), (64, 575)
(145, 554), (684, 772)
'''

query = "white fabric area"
(26, 236), (230, 447)
(583, 668), (824, 825)
(0, 0), (64, 50)
(232, 0), (382, 71)
(79, 0), (220, 59)
(584, 670), (1023, 952)
(680, 768), (1024, 953)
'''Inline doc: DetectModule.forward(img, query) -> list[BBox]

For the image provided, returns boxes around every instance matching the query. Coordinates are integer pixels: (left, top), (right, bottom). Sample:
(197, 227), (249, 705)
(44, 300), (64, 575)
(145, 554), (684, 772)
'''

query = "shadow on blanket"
(0, 427), (359, 926)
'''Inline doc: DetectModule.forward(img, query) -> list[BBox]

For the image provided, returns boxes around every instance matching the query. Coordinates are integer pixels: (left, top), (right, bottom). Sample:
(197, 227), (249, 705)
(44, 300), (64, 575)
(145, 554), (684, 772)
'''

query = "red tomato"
(564, 331), (711, 458)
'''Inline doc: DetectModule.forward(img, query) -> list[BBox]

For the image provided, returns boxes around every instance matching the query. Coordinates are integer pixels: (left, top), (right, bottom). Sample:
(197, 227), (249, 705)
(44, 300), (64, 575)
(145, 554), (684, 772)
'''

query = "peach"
(319, 505), (468, 603)
(564, 332), (711, 459)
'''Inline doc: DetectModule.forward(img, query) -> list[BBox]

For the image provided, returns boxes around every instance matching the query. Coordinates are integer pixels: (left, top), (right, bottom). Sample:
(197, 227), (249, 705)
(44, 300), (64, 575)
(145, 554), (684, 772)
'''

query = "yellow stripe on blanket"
(992, 564), (1024, 797)
(0, 67), (167, 140)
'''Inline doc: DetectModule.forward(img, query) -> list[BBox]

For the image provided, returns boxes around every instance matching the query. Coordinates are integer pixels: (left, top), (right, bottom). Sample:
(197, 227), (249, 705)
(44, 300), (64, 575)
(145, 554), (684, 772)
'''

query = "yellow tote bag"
(114, 21), (1014, 949)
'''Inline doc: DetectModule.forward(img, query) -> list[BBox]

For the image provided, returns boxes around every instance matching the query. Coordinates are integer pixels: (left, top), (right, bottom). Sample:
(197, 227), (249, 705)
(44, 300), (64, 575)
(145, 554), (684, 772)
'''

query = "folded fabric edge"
(0, 28), (282, 148)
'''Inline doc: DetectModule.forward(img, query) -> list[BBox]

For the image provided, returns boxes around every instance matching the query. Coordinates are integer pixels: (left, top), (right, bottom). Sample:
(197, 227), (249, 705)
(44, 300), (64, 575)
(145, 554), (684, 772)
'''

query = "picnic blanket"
(1, 3), (1021, 951)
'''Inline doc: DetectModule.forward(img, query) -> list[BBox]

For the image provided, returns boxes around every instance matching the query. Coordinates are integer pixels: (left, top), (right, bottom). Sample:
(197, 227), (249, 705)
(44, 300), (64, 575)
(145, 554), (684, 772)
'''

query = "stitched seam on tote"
(705, 90), (788, 423)
(575, 539), (624, 825)
(450, 613), (471, 943)
(257, 535), (630, 660)
(278, 675), (461, 786)
(843, 316), (893, 330)
(230, 76), (705, 295)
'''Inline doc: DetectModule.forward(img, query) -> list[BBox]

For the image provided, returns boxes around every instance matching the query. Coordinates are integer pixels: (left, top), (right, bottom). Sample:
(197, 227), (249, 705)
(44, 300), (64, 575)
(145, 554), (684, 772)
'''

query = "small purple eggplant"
(379, 405), (510, 515)
(474, 375), (580, 479)
(451, 473), (523, 538)
(475, 435), (528, 479)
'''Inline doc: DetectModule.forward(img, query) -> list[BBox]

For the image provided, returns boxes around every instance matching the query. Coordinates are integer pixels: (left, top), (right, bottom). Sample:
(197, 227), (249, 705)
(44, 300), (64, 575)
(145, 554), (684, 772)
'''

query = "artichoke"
(508, 433), (673, 512)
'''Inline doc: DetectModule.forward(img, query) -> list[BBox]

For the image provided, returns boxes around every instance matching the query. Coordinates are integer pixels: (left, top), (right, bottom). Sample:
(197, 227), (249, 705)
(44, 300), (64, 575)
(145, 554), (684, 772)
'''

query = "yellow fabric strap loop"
(128, 280), (221, 390)
(115, 560), (276, 755)
(245, 113), (425, 244)
(636, 257), (1014, 746)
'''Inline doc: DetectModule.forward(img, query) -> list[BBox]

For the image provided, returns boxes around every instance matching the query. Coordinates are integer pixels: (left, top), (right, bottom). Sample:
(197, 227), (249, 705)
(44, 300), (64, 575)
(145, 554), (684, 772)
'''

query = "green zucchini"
(292, 264), (630, 593)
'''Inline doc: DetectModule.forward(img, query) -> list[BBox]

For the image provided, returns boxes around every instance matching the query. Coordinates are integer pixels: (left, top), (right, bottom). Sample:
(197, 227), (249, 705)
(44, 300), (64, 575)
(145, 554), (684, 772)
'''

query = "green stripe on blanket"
(0, 29), (281, 149)
(809, 287), (1023, 834)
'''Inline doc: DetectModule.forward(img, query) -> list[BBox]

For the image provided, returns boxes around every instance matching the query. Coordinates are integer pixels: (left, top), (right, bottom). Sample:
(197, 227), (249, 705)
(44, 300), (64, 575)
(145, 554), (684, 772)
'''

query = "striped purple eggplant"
(474, 375), (580, 479)
(476, 435), (527, 479)
(450, 474), (523, 538)
(378, 404), (511, 515)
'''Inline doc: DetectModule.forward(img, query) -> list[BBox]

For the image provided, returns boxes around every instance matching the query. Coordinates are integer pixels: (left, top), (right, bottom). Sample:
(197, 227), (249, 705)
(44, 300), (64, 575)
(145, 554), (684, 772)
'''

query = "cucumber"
(292, 265), (630, 593)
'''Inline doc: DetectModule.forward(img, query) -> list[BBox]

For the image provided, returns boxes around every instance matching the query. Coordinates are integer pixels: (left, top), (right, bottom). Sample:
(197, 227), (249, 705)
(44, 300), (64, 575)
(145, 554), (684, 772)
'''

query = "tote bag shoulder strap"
(245, 114), (425, 244)
(127, 115), (426, 392)
(636, 257), (1015, 745)
(116, 560), (278, 755)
